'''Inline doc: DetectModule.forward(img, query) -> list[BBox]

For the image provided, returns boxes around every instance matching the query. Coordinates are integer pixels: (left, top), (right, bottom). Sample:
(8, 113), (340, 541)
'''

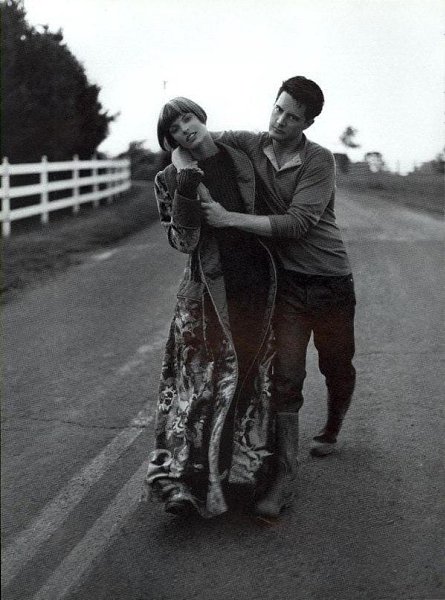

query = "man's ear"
(303, 119), (314, 130)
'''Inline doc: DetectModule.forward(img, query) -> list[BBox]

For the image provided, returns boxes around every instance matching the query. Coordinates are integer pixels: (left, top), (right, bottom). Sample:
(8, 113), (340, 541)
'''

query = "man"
(173, 76), (356, 519)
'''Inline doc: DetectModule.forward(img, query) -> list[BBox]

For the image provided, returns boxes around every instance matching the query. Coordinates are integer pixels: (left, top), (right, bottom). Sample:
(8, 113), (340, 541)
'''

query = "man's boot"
(252, 412), (299, 519)
(310, 394), (353, 457)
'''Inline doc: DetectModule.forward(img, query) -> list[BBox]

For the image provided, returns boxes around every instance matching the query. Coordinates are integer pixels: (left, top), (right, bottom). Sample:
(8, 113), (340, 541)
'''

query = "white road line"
(92, 250), (118, 261)
(1, 406), (153, 589)
(33, 462), (148, 600)
(117, 338), (166, 376)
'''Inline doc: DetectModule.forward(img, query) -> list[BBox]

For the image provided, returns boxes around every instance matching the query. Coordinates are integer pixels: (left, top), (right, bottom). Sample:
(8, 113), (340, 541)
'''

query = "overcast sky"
(25, 0), (444, 172)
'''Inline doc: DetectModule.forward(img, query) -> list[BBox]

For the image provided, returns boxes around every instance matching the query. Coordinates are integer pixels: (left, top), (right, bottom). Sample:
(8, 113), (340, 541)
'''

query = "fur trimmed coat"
(144, 142), (277, 518)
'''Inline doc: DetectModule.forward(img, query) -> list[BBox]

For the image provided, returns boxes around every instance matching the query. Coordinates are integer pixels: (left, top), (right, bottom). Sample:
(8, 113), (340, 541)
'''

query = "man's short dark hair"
(276, 76), (324, 121)
(157, 97), (207, 151)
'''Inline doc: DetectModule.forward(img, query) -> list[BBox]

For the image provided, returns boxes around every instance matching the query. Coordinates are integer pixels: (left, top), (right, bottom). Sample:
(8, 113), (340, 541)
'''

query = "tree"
(1, 0), (115, 162)
(432, 148), (445, 174)
(414, 151), (445, 175)
(339, 126), (361, 149)
(364, 151), (386, 173)
(118, 141), (170, 181)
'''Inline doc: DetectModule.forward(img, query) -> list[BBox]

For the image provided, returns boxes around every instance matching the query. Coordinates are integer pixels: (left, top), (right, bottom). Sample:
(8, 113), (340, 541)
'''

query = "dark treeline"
(117, 141), (170, 181)
(1, 0), (115, 163)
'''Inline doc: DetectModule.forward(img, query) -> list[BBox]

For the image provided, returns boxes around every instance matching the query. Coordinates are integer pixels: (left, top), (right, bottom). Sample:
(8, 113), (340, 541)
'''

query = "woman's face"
(168, 112), (208, 150)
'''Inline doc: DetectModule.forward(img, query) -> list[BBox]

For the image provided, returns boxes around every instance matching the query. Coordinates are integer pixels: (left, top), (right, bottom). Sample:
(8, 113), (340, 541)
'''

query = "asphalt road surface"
(2, 188), (444, 600)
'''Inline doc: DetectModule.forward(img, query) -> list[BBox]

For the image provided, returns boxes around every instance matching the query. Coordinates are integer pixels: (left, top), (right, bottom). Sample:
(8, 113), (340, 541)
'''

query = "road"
(2, 188), (444, 600)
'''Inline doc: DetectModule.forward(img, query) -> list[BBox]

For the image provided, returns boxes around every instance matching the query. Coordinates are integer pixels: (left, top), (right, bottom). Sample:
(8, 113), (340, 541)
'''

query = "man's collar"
(263, 134), (306, 172)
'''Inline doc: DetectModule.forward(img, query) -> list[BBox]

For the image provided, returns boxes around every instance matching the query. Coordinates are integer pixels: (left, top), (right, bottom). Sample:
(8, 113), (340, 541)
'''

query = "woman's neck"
(189, 134), (219, 160)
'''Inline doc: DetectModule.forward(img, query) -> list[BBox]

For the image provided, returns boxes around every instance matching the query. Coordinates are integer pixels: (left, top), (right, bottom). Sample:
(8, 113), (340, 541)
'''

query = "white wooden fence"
(0, 155), (131, 236)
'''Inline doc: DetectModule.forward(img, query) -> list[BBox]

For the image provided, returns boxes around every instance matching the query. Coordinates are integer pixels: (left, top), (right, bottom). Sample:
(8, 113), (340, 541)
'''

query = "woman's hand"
(199, 184), (231, 228)
(172, 146), (197, 171)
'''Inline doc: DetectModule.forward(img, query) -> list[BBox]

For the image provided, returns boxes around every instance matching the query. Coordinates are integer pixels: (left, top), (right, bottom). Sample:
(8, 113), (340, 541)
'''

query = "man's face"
(268, 91), (313, 144)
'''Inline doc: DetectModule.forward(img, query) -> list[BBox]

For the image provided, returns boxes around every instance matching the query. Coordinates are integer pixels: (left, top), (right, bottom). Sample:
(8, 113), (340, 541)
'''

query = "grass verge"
(337, 171), (444, 215)
(1, 182), (158, 302)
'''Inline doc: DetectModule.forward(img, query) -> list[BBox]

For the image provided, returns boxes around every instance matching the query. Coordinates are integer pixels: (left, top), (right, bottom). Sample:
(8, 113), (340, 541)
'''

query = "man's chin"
(269, 128), (285, 141)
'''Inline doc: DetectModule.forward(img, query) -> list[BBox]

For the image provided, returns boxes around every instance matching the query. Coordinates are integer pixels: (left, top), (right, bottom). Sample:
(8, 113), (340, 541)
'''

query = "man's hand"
(198, 184), (272, 235)
(199, 185), (231, 228)
(172, 147), (197, 171)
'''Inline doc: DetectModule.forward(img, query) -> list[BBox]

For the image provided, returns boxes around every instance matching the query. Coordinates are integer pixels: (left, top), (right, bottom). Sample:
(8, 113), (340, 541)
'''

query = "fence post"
(72, 154), (80, 214)
(114, 164), (120, 199)
(126, 159), (131, 191)
(106, 164), (114, 205)
(40, 155), (49, 224)
(2, 156), (11, 237)
(92, 153), (99, 208)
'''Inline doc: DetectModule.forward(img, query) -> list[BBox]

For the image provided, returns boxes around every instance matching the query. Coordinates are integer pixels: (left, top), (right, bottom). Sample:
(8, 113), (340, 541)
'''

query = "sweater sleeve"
(268, 148), (336, 239)
(212, 130), (263, 153)
(173, 167), (203, 228)
(176, 167), (203, 198)
(154, 170), (201, 254)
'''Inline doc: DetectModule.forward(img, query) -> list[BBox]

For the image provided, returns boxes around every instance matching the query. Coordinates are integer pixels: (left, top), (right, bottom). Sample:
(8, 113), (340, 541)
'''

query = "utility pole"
(163, 80), (168, 102)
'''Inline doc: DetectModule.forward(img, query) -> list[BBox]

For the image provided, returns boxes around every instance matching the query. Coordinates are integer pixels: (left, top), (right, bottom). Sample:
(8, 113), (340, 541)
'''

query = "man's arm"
(171, 131), (262, 170)
(201, 196), (273, 236)
(199, 185), (272, 236)
(267, 149), (336, 239)
(212, 130), (262, 152)
(201, 147), (335, 239)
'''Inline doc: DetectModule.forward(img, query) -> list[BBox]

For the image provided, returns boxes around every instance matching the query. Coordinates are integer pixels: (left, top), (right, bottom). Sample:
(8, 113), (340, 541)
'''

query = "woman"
(144, 98), (277, 518)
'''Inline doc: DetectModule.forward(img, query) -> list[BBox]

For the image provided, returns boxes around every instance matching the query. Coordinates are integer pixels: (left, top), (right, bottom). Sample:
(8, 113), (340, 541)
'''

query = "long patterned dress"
(144, 142), (277, 518)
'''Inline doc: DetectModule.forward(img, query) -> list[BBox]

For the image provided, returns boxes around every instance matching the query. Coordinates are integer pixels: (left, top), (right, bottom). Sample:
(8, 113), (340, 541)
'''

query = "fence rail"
(0, 155), (131, 236)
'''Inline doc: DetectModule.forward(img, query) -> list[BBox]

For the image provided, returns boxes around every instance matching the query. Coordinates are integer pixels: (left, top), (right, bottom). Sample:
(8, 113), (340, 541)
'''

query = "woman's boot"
(152, 478), (199, 516)
(252, 412), (299, 519)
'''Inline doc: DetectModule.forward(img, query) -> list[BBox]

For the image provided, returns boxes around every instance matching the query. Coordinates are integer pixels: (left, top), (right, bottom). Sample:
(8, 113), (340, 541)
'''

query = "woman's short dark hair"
(276, 76), (324, 121)
(157, 97), (207, 151)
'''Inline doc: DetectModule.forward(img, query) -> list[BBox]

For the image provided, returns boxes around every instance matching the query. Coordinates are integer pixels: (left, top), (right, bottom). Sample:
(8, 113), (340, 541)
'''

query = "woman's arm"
(154, 169), (202, 254)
